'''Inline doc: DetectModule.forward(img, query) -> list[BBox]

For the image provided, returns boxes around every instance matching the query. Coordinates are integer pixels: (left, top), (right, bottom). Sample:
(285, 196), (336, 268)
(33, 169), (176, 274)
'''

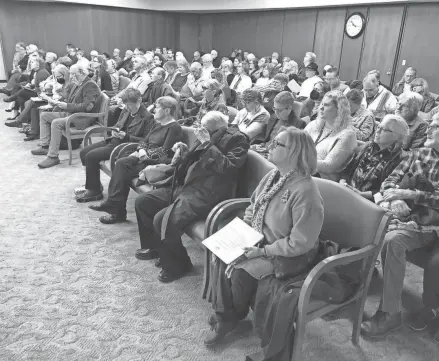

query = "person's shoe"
(99, 214), (127, 224)
(3, 96), (13, 103)
(76, 190), (104, 203)
(89, 201), (114, 214)
(360, 310), (402, 338)
(31, 146), (48, 155)
(4, 108), (13, 112)
(408, 308), (437, 331)
(6, 113), (19, 121)
(38, 157), (60, 169)
(158, 263), (193, 283)
(135, 249), (160, 261)
(204, 317), (238, 346)
(154, 258), (161, 268)
(24, 134), (39, 141)
(5, 120), (21, 127)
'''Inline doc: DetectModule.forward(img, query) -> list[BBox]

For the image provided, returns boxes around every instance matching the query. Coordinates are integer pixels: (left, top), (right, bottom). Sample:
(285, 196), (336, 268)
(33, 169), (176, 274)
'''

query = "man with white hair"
(396, 92), (428, 151)
(179, 62), (205, 99)
(210, 49), (221, 68)
(362, 74), (397, 122)
(107, 55), (152, 126)
(31, 63), (101, 168)
(45, 52), (57, 74)
(112, 48), (122, 64)
(134, 110), (250, 283)
(201, 54), (215, 81)
(297, 51), (316, 84)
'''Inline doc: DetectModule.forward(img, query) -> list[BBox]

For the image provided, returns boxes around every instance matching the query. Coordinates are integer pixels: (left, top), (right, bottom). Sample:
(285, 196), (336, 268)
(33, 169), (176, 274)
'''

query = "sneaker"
(408, 308), (437, 331)
(31, 147), (49, 156)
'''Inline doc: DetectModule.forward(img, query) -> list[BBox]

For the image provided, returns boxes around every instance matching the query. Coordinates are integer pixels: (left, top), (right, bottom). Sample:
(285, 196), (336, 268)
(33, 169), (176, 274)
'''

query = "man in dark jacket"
(134, 111), (250, 282)
(142, 67), (174, 107)
(32, 63), (101, 168)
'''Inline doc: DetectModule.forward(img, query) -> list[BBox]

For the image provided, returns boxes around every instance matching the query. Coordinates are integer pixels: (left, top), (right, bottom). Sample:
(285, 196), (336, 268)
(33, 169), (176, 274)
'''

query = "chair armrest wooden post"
(64, 112), (107, 137)
(109, 143), (138, 171)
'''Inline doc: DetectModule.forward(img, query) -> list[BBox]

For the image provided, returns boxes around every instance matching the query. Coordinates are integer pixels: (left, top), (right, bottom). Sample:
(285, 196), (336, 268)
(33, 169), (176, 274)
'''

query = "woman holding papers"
(205, 128), (324, 349)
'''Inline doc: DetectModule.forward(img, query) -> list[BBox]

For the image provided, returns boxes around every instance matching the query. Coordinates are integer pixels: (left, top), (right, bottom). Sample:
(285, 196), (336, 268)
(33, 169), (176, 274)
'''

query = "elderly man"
(324, 67), (350, 94)
(117, 50), (134, 74)
(200, 54), (215, 81)
(252, 91), (306, 157)
(113, 48), (122, 64)
(142, 67), (173, 107)
(107, 55), (152, 126)
(346, 89), (376, 142)
(134, 111), (250, 282)
(257, 73), (290, 114)
(393, 67), (417, 96)
(298, 62), (321, 99)
(361, 115), (439, 338)
(179, 62), (205, 100)
(31, 63), (101, 168)
(211, 49), (221, 68)
(297, 52), (316, 84)
(395, 92), (427, 151)
(362, 74), (397, 122)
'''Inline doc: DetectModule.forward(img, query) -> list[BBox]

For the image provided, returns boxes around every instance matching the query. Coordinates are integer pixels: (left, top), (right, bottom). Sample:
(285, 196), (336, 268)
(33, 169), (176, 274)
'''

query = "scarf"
(251, 169), (297, 233)
(253, 81), (284, 95)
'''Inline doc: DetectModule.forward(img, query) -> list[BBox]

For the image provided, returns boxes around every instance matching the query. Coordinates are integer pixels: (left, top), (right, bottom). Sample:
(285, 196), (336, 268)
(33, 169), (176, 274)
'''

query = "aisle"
(0, 99), (436, 361)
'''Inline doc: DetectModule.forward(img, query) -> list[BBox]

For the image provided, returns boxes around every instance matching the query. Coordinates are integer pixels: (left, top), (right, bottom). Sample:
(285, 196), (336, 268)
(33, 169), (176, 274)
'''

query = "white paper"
(202, 217), (264, 264)
(287, 79), (301, 93)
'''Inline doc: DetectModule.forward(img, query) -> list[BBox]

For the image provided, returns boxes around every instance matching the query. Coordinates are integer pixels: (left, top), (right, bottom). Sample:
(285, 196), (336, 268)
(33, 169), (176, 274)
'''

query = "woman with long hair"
(304, 90), (357, 180)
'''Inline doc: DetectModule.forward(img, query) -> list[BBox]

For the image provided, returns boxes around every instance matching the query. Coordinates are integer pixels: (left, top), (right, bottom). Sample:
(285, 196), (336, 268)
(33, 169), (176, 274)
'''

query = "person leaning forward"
(134, 110), (250, 283)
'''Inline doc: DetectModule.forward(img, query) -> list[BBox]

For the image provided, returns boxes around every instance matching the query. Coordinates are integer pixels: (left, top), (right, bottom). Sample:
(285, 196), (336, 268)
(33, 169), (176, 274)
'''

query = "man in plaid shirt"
(361, 114), (439, 339)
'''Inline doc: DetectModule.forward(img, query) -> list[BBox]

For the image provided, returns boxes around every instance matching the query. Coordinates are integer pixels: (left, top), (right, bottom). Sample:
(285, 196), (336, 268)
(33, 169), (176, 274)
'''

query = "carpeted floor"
(0, 98), (437, 361)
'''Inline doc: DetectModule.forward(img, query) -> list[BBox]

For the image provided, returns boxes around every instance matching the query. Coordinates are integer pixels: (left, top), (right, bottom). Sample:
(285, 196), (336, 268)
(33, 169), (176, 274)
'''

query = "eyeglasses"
(271, 139), (286, 149)
(427, 124), (439, 132)
(272, 106), (287, 113)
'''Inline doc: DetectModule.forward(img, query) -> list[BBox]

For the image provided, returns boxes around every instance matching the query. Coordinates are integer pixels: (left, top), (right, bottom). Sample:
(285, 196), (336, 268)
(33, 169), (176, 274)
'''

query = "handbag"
(136, 164), (174, 188)
(273, 243), (319, 280)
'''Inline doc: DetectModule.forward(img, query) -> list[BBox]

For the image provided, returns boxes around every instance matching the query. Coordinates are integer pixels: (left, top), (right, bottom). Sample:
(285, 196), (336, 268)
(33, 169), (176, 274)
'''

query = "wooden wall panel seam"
(391, 4), (408, 87)
(356, 6), (370, 80)
(312, 10), (319, 52)
(337, 8), (348, 69)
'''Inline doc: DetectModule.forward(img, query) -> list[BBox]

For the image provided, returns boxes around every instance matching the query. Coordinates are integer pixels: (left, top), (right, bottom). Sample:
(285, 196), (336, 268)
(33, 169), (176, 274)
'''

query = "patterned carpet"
(0, 96), (437, 361)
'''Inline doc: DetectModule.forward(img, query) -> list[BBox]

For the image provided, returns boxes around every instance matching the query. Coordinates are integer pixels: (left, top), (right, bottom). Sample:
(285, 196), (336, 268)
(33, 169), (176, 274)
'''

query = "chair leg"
(67, 136), (73, 165)
(202, 248), (210, 299)
(352, 292), (367, 345)
(291, 317), (306, 361)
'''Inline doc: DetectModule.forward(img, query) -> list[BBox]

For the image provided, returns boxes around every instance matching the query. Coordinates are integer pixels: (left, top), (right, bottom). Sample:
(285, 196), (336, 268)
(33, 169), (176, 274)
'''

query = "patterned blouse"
(344, 141), (404, 195)
(351, 105), (376, 142)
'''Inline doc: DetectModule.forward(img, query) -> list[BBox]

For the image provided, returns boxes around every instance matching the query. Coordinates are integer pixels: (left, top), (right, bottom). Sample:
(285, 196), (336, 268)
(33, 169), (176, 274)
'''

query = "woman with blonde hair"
(410, 77), (436, 113)
(205, 128), (324, 350)
(304, 90), (357, 180)
(340, 114), (408, 200)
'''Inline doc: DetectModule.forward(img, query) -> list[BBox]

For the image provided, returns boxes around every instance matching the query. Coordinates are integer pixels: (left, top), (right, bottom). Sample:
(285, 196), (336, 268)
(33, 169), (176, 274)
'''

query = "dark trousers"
(107, 105), (122, 127)
(16, 99), (33, 124)
(210, 260), (257, 322)
(423, 245), (439, 309)
(29, 105), (43, 136)
(134, 187), (198, 275)
(80, 141), (117, 192)
(107, 156), (146, 214)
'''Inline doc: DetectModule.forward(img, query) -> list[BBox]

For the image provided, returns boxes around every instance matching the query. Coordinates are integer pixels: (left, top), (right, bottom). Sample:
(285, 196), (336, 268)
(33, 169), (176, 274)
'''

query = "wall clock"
(345, 12), (366, 39)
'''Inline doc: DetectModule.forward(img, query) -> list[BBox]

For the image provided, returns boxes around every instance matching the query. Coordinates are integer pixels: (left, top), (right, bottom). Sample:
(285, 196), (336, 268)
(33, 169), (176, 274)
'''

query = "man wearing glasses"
(362, 74), (397, 122)
(361, 114), (439, 340)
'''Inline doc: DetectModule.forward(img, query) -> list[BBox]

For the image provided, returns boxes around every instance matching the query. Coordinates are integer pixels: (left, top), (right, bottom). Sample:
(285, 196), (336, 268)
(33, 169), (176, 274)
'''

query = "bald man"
(113, 48), (122, 64)
(179, 62), (205, 99)
(362, 74), (397, 122)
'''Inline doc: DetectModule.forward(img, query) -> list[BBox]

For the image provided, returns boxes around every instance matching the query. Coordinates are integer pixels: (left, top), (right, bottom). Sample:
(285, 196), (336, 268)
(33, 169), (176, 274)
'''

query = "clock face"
(345, 13), (366, 39)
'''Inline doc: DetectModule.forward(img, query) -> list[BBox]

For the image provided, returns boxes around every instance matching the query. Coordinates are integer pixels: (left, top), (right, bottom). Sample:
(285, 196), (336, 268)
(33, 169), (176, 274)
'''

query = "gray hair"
(306, 52), (316, 62)
(202, 110), (229, 131)
(71, 62), (88, 75)
(202, 54), (212, 62)
(381, 114), (409, 147)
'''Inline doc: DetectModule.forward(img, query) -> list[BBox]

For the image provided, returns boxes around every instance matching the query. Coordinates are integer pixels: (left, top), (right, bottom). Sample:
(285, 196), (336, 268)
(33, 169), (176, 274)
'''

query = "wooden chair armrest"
(110, 142), (138, 171)
(84, 126), (116, 147)
(65, 112), (106, 135)
(297, 244), (377, 314)
(206, 198), (251, 237)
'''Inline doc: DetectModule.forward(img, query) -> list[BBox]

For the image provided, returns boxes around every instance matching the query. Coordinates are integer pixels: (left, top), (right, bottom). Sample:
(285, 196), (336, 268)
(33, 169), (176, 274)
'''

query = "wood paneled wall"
(197, 3), (439, 90)
(0, 0), (178, 72)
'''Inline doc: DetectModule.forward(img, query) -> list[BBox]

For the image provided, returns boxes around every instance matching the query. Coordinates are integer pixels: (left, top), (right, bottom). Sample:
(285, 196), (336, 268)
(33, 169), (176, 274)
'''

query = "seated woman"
(165, 60), (189, 93)
(88, 96), (184, 224)
(206, 128), (324, 348)
(340, 114), (408, 200)
(248, 58), (259, 81)
(153, 53), (166, 68)
(179, 79), (227, 127)
(229, 61), (253, 95)
(221, 60), (235, 86)
(254, 66), (271, 87)
(5, 57), (50, 124)
(346, 88), (376, 142)
(231, 89), (270, 143)
(410, 78), (436, 114)
(75, 88), (156, 202)
(91, 55), (113, 92)
(299, 80), (331, 120)
(305, 90), (357, 181)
